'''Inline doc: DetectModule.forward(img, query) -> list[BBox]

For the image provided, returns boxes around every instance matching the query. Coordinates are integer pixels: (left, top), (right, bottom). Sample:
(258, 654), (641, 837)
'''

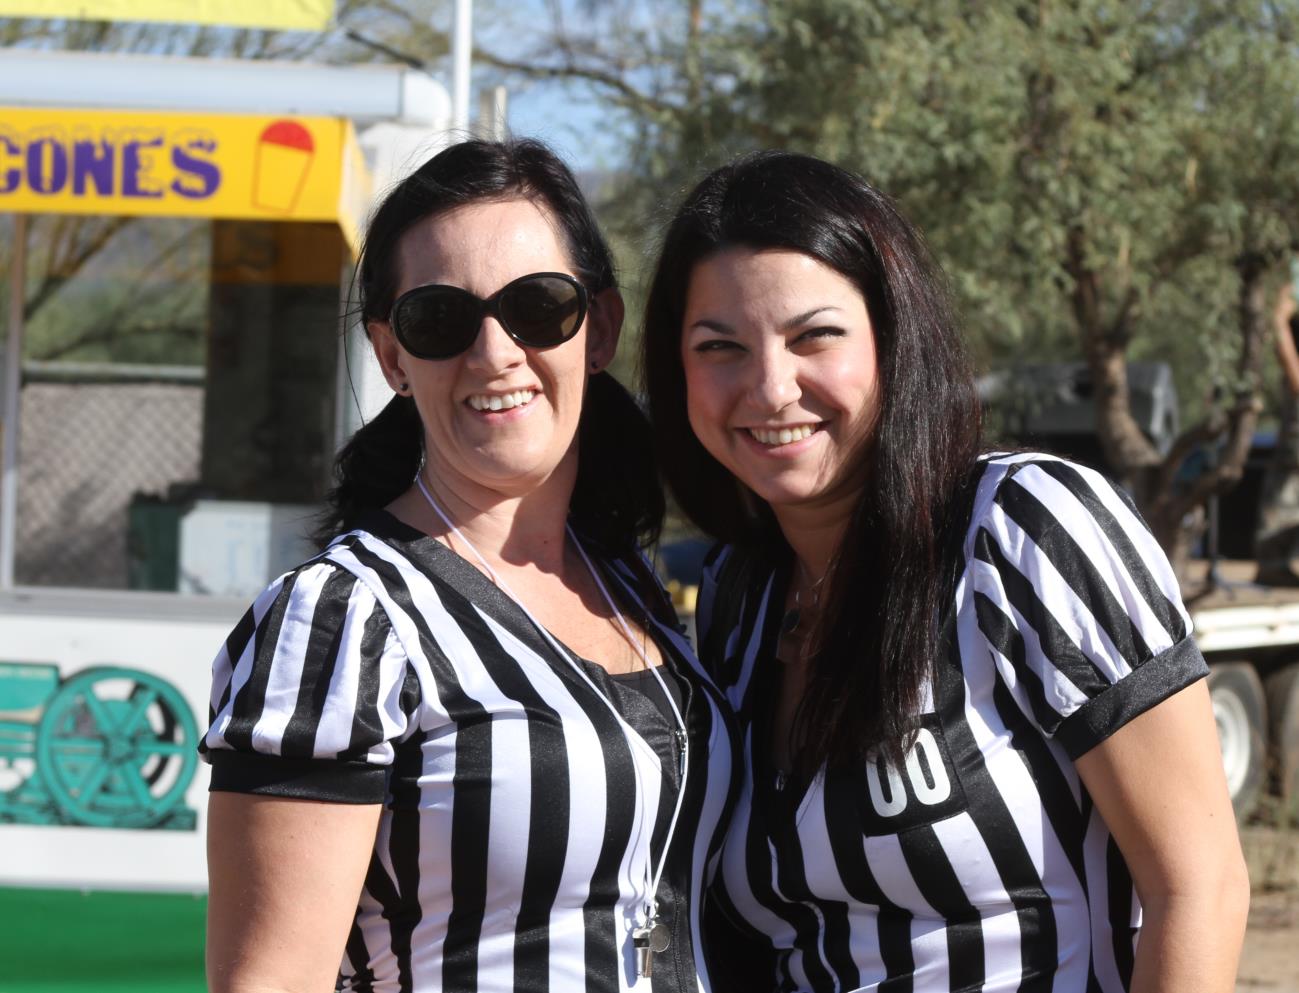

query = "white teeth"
(468, 389), (536, 412)
(748, 424), (816, 446)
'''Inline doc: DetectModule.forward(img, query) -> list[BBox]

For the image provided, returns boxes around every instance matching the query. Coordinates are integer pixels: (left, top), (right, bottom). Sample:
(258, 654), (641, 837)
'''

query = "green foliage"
(21, 217), (209, 366)
(0, 1), (515, 369)
(582, 0), (1299, 433)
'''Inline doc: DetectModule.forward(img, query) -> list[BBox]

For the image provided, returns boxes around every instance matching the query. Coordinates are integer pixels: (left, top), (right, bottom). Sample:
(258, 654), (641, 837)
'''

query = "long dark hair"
(641, 151), (982, 768)
(320, 138), (662, 553)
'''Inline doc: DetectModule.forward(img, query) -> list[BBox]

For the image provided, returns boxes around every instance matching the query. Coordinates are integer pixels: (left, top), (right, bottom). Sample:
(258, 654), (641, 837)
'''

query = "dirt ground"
(1239, 888), (1299, 992)
(1237, 828), (1299, 993)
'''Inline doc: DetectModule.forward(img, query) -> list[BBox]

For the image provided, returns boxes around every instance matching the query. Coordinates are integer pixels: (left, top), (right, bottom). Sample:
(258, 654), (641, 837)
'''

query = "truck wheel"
(1264, 663), (1299, 821)
(1208, 663), (1266, 821)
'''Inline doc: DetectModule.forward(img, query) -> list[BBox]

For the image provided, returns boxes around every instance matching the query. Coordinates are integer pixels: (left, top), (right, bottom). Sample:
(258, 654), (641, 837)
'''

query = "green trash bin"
(126, 498), (183, 592)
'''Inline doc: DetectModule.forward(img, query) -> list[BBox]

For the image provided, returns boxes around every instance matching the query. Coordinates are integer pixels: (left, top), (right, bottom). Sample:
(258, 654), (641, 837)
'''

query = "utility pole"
(451, 0), (472, 132)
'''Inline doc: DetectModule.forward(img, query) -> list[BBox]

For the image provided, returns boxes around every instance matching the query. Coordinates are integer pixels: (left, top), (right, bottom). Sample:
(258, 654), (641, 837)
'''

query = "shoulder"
(231, 523), (419, 647)
(964, 451), (1194, 666)
(219, 551), (397, 667)
(970, 450), (1125, 513)
(701, 543), (753, 629)
(696, 542), (781, 682)
(965, 452), (1150, 553)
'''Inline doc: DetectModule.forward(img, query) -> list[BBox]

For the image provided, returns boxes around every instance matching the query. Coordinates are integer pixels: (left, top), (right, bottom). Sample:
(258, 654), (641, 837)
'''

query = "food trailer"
(0, 49), (452, 989)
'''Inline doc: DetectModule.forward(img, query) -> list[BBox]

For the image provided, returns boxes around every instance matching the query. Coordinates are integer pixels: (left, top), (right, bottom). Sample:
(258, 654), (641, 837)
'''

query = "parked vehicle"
(981, 362), (1299, 820)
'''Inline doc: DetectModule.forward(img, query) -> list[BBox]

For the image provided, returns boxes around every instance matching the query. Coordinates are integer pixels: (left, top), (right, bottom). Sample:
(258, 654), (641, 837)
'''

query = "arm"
(975, 458), (1247, 990)
(1273, 282), (1299, 396)
(206, 793), (382, 993)
(201, 562), (416, 993)
(1074, 680), (1249, 993)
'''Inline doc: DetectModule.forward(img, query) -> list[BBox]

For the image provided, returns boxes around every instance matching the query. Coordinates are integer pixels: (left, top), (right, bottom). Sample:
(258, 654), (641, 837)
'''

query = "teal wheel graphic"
(35, 667), (199, 828)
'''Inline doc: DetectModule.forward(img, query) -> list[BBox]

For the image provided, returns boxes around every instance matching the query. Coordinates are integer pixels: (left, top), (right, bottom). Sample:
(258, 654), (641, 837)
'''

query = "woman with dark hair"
(201, 139), (734, 993)
(641, 150), (1248, 992)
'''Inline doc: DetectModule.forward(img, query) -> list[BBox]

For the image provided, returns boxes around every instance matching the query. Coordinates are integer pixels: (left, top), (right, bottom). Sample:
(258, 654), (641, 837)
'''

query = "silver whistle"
(632, 920), (671, 979)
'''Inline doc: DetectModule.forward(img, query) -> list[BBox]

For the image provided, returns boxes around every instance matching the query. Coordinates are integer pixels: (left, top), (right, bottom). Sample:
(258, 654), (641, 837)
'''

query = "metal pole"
(1, 213), (26, 589)
(451, 0), (473, 132)
(477, 85), (508, 140)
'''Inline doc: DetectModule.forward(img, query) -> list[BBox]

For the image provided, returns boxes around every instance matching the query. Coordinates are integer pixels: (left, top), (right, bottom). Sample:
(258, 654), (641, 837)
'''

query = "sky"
(432, 0), (647, 174)
(0, 0), (636, 172)
(503, 80), (622, 174)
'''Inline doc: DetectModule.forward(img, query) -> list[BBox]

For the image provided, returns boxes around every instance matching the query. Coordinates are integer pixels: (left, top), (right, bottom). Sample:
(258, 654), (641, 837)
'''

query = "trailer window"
(4, 215), (345, 596)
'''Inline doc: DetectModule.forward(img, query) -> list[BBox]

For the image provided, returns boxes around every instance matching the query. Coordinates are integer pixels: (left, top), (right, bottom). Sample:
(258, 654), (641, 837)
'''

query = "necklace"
(780, 562), (825, 637)
(414, 472), (686, 980)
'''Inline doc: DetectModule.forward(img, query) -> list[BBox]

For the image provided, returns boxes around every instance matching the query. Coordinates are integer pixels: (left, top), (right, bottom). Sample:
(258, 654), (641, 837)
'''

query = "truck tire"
(1264, 663), (1299, 821)
(1208, 663), (1266, 821)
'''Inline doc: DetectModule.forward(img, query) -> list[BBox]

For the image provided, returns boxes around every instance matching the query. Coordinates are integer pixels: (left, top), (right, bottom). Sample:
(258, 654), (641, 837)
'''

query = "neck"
(406, 456), (578, 577)
(772, 500), (854, 588)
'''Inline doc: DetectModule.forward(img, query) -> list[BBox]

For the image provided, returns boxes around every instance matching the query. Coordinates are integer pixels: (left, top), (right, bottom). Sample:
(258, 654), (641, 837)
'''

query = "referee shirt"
(699, 454), (1209, 993)
(200, 510), (736, 993)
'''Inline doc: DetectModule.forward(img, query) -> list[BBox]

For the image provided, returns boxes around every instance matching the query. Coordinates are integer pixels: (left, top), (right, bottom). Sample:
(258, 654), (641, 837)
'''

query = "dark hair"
(320, 138), (662, 552)
(641, 150), (982, 768)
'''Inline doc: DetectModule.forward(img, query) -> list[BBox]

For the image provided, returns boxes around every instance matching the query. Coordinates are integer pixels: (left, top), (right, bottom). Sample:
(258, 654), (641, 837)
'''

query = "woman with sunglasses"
(201, 139), (734, 993)
(640, 151), (1249, 993)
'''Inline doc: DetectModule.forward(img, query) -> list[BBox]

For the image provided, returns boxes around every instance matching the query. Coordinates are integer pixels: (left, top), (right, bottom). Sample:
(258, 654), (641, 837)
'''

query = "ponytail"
(314, 395), (422, 546)
(570, 372), (663, 555)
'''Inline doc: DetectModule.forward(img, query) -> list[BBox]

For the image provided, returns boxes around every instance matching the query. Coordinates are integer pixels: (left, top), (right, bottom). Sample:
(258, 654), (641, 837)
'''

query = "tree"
(9, 0), (1299, 571)
(463, 0), (1299, 570)
(0, 1), (414, 365)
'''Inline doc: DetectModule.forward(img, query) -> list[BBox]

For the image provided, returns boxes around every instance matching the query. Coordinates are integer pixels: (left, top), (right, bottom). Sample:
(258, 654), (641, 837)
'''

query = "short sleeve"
(200, 560), (420, 803)
(969, 457), (1208, 759)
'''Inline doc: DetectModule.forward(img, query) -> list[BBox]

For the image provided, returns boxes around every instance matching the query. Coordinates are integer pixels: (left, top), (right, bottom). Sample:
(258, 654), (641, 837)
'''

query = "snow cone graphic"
(252, 120), (315, 212)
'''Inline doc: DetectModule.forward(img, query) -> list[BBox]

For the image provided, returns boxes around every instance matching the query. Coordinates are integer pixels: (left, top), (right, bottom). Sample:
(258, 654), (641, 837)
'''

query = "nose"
(463, 315), (526, 373)
(747, 343), (799, 411)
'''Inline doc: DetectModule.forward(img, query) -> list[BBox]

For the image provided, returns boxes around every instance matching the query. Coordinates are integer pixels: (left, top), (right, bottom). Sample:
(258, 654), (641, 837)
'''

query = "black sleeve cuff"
(1057, 635), (1209, 760)
(207, 750), (388, 804)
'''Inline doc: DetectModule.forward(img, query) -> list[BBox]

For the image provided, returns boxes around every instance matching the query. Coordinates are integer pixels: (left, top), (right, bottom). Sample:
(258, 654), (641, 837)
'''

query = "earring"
(397, 382), (409, 393)
(590, 361), (599, 371)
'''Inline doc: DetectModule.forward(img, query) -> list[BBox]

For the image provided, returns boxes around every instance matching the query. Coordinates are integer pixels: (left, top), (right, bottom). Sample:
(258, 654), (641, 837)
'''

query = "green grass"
(0, 887), (205, 992)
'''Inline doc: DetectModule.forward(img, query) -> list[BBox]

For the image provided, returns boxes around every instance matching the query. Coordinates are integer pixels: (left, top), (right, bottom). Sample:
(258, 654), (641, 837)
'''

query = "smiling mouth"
(746, 424), (820, 447)
(466, 389), (536, 412)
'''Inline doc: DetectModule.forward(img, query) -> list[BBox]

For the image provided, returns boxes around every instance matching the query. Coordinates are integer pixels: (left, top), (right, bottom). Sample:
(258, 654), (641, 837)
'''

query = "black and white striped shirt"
(700, 454), (1209, 993)
(201, 510), (736, 993)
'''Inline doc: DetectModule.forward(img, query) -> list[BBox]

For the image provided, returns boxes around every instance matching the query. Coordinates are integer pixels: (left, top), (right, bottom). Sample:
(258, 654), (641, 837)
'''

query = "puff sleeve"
(200, 560), (420, 803)
(969, 457), (1208, 759)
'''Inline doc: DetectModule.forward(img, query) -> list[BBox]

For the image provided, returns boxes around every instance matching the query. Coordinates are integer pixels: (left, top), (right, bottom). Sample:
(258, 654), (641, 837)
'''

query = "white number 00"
(865, 727), (952, 817)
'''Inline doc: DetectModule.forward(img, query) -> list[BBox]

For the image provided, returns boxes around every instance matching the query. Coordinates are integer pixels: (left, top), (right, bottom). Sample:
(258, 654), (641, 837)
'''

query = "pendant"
(633, 919), (671, 978)
(780, 607), (801, 636)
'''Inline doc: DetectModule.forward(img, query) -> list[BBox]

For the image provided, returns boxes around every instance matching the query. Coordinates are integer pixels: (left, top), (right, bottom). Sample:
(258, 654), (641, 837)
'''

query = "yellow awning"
(0, 0), (333, 31)
(0, 106), (371, 253)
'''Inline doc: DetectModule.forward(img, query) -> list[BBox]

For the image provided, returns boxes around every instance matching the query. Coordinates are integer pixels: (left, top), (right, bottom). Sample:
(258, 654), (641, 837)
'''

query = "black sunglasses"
(390, 271), (589, 360)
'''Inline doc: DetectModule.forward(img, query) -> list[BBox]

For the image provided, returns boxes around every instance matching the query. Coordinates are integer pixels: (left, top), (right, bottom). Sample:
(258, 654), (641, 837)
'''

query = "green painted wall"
(0, 888), (205, 992)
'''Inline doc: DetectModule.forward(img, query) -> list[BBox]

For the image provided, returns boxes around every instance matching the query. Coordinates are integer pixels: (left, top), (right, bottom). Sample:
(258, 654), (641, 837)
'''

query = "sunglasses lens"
(394, 287), (481, 359)
(499, 275), (584, 347)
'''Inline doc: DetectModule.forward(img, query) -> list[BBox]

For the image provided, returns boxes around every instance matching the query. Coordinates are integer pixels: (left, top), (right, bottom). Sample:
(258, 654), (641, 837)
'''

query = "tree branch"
(24, 216), (136, 322)
(476, 47), (677, 117)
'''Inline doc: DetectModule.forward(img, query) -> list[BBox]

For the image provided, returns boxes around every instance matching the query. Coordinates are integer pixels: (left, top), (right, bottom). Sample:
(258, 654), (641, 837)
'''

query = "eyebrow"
(688, 306), (840, 335)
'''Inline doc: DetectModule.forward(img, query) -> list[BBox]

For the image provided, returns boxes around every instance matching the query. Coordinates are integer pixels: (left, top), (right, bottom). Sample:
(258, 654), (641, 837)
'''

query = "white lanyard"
(414, 473), (688, 978)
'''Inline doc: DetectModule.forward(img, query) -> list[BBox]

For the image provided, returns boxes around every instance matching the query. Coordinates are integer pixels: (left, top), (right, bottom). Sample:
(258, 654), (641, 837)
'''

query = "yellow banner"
(0, 1), (332, 31)
(0, 107), (369, 251)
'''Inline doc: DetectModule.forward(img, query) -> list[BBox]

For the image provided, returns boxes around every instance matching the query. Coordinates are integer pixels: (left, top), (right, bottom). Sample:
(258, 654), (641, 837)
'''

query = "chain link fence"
(14, 366), (202, 589)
